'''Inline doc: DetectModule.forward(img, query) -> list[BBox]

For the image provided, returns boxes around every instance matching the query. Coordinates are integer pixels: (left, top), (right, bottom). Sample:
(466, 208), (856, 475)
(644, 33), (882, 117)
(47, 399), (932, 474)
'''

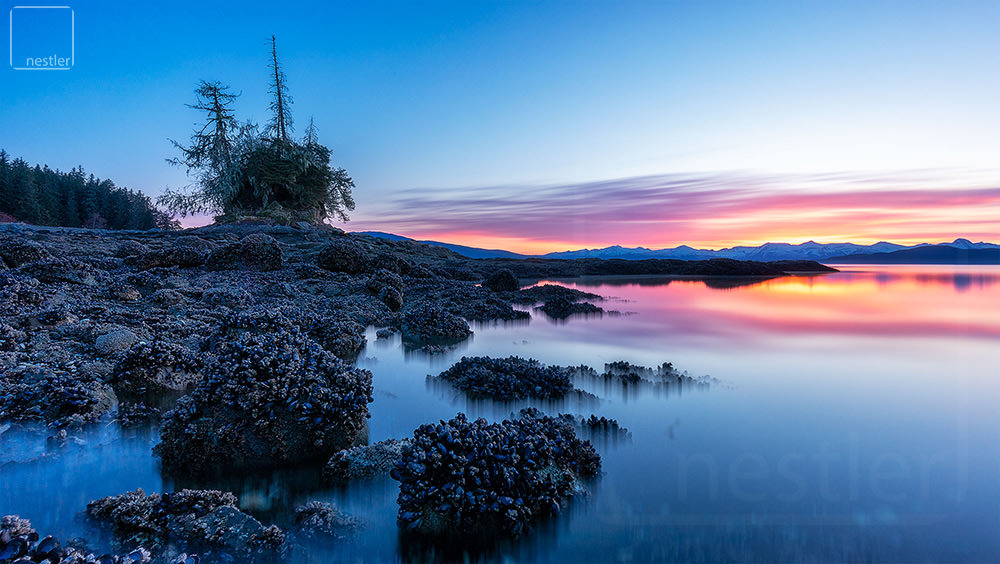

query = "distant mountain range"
(355, 232), (1000, 264)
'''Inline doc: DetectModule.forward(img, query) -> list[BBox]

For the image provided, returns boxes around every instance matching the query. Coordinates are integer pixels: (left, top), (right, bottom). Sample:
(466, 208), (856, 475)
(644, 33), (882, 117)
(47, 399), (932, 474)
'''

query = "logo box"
(10, 5), (74, 70)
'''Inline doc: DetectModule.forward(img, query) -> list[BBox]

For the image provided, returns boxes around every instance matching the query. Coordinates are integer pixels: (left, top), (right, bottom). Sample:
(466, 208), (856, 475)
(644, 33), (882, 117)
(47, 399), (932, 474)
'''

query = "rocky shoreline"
(0, 221), (834, 562)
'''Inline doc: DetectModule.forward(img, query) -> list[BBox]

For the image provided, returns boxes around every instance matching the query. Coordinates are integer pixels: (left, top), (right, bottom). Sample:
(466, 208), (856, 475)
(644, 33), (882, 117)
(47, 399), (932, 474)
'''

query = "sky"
(2, 0), (999, 253)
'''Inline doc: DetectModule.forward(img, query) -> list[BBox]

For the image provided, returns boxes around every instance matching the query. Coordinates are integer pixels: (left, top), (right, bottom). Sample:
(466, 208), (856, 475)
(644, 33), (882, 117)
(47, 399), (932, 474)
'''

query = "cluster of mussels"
(434, 356), (574, 401)
(85, 489), (282, 561)
(391, 408), (601, 538)
(155, 324), (374, 474)
(0, 515), (150, 564)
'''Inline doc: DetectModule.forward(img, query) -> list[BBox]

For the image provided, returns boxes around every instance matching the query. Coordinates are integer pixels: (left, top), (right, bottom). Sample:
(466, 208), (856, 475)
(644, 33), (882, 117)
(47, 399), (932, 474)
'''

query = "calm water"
(2, 265), (999, 562)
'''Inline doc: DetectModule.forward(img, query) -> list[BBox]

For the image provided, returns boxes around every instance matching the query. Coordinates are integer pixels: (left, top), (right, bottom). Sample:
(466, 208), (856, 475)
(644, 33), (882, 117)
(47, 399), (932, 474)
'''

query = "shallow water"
(2, 265), (999, 562)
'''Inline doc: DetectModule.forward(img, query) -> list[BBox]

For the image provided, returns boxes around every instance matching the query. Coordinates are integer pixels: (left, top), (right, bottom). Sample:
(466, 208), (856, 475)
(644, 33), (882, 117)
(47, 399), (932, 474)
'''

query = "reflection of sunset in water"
(538, 266), (1000, 346)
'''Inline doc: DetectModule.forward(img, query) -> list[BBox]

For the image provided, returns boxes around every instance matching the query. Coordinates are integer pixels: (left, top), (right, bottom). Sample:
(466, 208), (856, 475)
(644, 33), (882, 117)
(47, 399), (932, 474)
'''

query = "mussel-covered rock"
(111, 341), (203, 398)
(22, 258), (98, 286)
(0, 237), (51, 268)
(400, 303), (472, 345)
(538, 296), (603, 319)
(205, 233), (282, 271)
(114, 240), (150, 258)
(315, 239), (371, 274)
(292, 501), (363, 541)
(156, 328), (373, 474)
(124, 246), (207, 269)
(511, 284), (602, 305)
(392, 408), (601, 538)
(367, 269), (405, 311)
(104, 280), (142, 302)
(207, 307), (366, 361)
(0, 364), (116, 427)
(87, 488), (282, 556)
(434, 356), (573, 401)
(324, 438), (413, 482)
(482, 269), (519, 292)
(95, 329), (140, 356)
(0, 514), (151, 563)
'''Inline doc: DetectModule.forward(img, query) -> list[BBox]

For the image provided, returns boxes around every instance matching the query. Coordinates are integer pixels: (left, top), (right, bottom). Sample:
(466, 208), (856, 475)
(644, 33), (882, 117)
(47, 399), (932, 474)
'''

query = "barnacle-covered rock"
(112, 341), (203, 398)
(201, 286), (251, 309)
(482, 269), (519, 292)
(95, 329), (139, 356)
(400, 303), (471, 345)
(87, 488), (279, 556)
(206, 233), (282, 271)
(0, 323), (26, 352)
(0, 271), (42, 308)
(0, 364), (116, 427)
(292, 501), (363, 541)
(372, 252), (410, 275)
(302, 316), (367, 360)
(538, 296), (603, 319)
(104, 279), (142, 302)
(511, 284), (603, 305)
(1, 514), (151, 563)
(207, 307), (366, 361)
(174, 235), (216, 253)
(157, 328), (373, 474)
(149, 288), (186, 306)
(22, 258), (98, 285)
(324, 438), (413, 482)
(434, 356), (573, 401)
(315, 239), (371, 274)
(114, 240), (150, 258)
(366, 268), (405, 294)
(0, 237), (52, 267)
(125, 246), (207, 269)
(392, 408), (601, 538)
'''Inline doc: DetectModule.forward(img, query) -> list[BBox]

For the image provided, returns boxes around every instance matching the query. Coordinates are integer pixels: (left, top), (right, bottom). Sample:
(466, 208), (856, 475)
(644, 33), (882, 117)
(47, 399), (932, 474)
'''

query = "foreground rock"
(86, 488), (283, 558)
(0, 363), (116, 428)
(1, 514), (151, 563)
(434, 356), (574, 401)
(392, 408), (601, 538)
(399, 303), (472, 346)
(205, 233), (282, 271)
(324, 438), (413, 482)
(292, 501), (364, 541)
(111, 341), (203, 399)
(156, 328), (373, 475)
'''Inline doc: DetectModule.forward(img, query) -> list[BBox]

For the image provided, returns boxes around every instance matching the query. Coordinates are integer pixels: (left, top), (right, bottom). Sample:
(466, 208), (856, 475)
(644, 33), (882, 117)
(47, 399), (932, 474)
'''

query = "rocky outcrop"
(392, 408), (601, 537)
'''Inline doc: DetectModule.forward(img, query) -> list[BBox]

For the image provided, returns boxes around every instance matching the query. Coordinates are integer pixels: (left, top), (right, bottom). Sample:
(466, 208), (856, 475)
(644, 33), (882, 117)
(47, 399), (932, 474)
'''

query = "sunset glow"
(349, 171), (1000, 254)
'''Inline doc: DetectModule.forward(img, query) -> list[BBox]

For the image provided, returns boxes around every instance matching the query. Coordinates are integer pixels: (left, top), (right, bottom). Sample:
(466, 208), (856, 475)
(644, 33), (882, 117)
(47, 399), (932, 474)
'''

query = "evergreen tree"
(0, 150), (176, 230)
(159, 37), (355, 225)
(267, 35), (293, 143)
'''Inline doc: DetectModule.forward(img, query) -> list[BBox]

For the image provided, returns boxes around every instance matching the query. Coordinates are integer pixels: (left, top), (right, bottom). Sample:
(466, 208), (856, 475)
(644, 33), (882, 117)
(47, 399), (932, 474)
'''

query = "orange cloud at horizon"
(348, 170), (1000, 254)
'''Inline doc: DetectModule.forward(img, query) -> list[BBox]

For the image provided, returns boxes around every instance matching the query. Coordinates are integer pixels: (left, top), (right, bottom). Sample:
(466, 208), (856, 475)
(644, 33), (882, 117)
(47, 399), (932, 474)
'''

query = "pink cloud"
(351, 170), (1000, 253)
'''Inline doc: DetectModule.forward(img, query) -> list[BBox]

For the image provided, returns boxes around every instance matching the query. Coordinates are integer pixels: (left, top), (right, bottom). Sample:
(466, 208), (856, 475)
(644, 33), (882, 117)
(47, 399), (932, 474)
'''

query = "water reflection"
(2, 266), (999, 562)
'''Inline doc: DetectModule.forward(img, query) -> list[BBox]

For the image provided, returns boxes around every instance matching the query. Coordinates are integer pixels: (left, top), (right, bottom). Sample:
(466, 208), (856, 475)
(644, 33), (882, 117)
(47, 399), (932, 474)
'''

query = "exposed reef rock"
(292, 501), (364, 541)
(0, 514), (151, 563)
(434, 356), (573, 401)
(316, 239), (371, 274)
(156, 329), (373, 475)
(537, 296), (604, 319)
(0, 363), (116, 428)
(111, 341), (203, 398)
(400, 303), (472, 345)
(86, 488), (283, 557)
(205, 233), (282, 271)
(392, 408), (601, 538)
(324, 438), (413, 482)
(482, 269), (519, 292)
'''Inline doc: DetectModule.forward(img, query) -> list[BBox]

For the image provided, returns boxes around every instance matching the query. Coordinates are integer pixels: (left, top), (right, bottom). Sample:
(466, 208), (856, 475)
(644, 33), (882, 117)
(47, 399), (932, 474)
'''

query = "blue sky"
(3, 1), (999, 250)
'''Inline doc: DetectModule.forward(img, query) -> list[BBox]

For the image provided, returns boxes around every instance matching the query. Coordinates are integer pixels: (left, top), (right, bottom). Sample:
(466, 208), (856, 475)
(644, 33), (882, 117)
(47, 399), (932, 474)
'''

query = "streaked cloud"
(350, 170), (1000, 253)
